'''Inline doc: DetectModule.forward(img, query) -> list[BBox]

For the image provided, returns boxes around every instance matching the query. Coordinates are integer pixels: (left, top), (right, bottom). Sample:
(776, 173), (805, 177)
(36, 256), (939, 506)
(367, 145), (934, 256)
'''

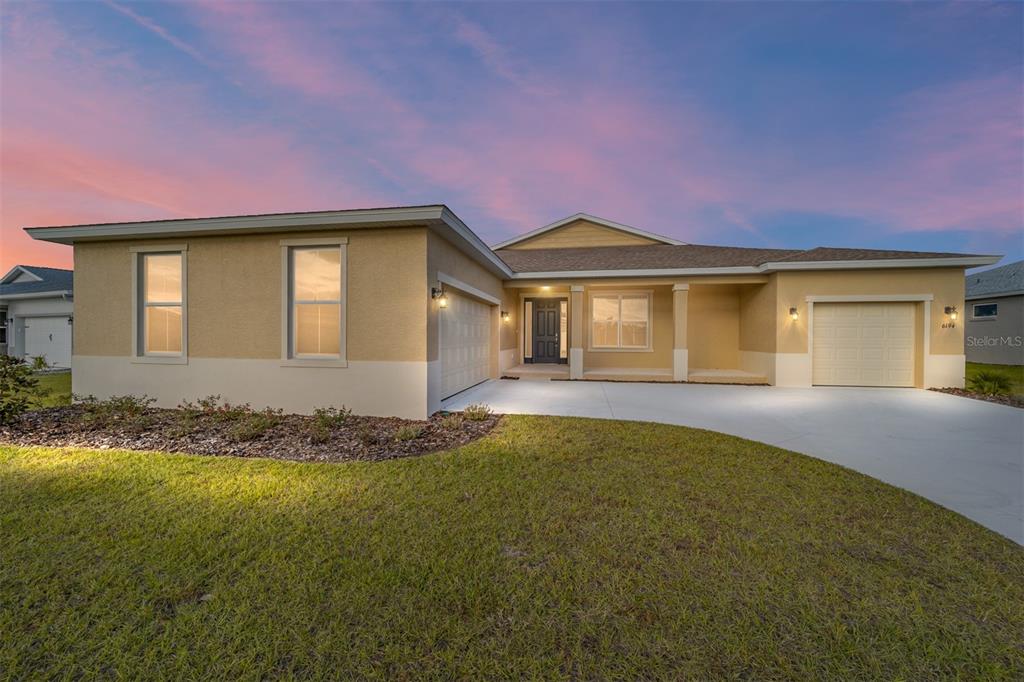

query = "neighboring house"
(26, 207), (999, 419)
(0, 265), (74, 369)
(965, 260), (1023, 366)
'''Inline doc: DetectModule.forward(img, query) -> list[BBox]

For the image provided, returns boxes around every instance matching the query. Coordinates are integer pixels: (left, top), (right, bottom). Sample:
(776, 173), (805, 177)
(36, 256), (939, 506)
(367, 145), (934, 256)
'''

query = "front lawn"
(967, 362), (1024, 397)
(2, 416), (1021, 679)
(33, 371), (71, 407)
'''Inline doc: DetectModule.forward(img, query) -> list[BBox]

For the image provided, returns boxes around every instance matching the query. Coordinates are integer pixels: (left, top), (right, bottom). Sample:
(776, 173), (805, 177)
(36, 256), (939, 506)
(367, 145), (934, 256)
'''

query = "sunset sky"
(2, 1), (1021, 272)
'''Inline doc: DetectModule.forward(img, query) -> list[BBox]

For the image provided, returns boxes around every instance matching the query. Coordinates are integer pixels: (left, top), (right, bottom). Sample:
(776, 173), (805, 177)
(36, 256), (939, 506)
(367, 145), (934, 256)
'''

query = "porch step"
(502, 364), (570, 380)
(582, 368), (674, 382)
(687, 368), (768, 385)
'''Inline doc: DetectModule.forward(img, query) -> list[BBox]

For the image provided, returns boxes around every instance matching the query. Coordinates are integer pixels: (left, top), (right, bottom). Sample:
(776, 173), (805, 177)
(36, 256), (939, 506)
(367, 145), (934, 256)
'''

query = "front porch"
(504, 279), (774, 386)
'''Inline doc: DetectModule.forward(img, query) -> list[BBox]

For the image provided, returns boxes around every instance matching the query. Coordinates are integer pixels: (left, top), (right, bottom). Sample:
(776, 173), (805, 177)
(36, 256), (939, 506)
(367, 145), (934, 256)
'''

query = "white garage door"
(24, 316), (72, 369)
(441, 291), (491, 399)
(813, 302), (915, 387)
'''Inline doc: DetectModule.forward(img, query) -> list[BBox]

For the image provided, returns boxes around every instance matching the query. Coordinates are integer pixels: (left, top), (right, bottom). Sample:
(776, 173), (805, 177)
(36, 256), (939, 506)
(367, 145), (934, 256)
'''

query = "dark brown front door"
(532, 299), (562, 363)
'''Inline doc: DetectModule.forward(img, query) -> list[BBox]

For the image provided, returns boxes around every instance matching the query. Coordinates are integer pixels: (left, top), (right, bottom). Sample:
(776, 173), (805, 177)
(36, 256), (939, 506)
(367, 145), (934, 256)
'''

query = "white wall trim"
(0, 265), (43, 284)
(279, 236), (349, 247)
(570, 285), (584, 292)
(436, 272), (501, 305)
(672, 283), (690, 291)
(0, 290), (72, 301)
(805, 294), (934, 302)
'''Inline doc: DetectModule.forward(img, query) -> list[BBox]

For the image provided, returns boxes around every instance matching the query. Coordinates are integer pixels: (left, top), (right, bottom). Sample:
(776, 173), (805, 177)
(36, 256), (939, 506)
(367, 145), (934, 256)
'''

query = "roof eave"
(0, 290), (73, 301)
(965, 290), (1024, 301)
(507, 255), (1002, 279)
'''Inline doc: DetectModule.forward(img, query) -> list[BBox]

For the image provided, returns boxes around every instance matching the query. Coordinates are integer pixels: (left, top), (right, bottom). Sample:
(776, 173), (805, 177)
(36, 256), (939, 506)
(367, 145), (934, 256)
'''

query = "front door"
(532, 299), (562, 363)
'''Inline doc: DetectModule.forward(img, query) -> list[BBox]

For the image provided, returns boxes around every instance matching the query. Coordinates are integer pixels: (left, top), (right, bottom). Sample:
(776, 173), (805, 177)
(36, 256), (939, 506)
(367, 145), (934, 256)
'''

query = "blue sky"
(1, 1), (1021, 270)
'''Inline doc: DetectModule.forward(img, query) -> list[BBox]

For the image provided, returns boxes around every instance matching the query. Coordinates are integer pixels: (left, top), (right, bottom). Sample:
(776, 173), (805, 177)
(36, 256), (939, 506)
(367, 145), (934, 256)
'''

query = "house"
(0, 265), (74, 369)
(964, 260), (1023, 366)
(26, 206), (999, 419)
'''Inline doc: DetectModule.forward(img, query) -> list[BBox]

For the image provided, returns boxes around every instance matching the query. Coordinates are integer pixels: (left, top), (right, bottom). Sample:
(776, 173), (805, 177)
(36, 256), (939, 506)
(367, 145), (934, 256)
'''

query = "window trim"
(130, 244), (188, 365)
(588, 290), (654, 352)
(971, 302), (998, 320)
(280, 237), (348, 368)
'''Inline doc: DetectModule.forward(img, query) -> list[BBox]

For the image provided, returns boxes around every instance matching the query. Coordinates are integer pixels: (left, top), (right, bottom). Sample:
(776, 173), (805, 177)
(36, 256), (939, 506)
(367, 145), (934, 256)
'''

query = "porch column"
(569, 285), (584, 379)
(673, 283), (689, 381)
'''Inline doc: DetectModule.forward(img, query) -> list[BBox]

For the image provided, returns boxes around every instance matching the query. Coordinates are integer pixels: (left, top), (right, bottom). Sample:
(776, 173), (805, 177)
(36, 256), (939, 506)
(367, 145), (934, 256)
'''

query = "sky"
(1, 0), (1022, 273)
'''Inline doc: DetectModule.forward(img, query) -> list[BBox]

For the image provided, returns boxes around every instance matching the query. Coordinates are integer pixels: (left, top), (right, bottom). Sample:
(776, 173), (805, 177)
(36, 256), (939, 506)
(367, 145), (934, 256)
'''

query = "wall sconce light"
(944, 305), (958, 321)
(789, 307), (799, 320)
(431, 286), (448, 308)
(501, 310), (510, 323)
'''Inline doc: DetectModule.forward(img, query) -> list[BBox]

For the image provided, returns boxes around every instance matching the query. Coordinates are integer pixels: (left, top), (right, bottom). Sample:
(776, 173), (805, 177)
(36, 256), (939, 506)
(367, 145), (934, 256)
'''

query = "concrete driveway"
(443, 380), (1024, 543)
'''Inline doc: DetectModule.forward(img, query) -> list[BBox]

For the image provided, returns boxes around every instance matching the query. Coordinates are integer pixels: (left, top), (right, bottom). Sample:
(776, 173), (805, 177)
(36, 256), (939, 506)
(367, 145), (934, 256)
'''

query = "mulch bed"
(0, 405), (502, 463)
(928, 388), (1024, 409)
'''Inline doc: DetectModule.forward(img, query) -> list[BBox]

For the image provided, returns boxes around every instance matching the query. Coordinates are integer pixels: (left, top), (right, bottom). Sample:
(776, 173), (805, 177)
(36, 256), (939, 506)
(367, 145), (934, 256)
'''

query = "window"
(591, 293), (650, 349)
(140, 252), (184, 356)
(972, 303), (998, 319)
(0, 318), (6, 345)
(286, 244), (345, 361)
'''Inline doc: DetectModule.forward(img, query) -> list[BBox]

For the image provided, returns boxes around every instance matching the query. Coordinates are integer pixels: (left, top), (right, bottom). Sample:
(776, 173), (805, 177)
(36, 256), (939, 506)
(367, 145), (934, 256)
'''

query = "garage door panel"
(24, 316), (72, 369)
(813, 302), (915, 387)
(441, 291), (491, 399)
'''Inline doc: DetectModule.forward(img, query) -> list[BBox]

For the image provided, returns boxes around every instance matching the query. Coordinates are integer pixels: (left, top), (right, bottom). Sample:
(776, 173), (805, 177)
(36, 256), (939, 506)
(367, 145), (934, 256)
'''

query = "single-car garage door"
(813, 302), (915, 387)
(441, 290), (491, 399)
(24, 316), (72, 369)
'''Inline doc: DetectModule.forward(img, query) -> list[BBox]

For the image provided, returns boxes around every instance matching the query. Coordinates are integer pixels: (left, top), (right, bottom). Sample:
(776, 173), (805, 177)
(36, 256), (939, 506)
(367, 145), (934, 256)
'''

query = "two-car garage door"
(812, 302), (915, 387)
(440, 290), (491, 399)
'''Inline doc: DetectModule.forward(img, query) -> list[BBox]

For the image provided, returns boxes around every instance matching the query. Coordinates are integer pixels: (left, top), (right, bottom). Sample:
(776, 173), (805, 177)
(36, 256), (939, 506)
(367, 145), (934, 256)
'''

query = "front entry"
(532, 298), (563, 363)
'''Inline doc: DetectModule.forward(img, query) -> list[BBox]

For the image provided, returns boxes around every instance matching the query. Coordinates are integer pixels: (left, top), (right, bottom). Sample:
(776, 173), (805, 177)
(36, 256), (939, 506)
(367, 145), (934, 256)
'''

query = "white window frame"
(130, 244), (188, 364)
(280, 237), (348, 368)
(971, 302), (998, 320)
(588, 290), (653, 352)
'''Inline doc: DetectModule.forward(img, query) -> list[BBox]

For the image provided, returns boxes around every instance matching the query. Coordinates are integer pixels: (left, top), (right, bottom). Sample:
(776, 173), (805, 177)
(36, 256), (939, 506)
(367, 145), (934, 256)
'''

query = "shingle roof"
(0, 265), (74, 298)
(966, 260), (1023, 299)
(495, 244), (982, 274)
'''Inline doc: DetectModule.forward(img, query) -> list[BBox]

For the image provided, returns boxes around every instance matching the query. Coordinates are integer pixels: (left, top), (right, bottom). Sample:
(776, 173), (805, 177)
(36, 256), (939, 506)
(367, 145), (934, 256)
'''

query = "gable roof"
(966, 260), (1024, 300)
(0, 265), (74, 299)
(497, 244), (998, 277)
(491, 213), (685, 250)
(24, 204), (1001, 279)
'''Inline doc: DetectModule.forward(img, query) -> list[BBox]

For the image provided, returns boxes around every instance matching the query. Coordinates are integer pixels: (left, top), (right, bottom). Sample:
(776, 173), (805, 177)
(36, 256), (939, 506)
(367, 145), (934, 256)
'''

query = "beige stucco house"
(27, 206), (1000, 419)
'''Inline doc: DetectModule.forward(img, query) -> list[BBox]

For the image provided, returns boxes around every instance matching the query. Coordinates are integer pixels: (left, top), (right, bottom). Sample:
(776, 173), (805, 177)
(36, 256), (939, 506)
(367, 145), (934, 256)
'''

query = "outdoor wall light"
(501, 310), (510, 323)
(944, 305), (958, 321)
(789, 307), (799, 320)
(432, 286), (448, 308)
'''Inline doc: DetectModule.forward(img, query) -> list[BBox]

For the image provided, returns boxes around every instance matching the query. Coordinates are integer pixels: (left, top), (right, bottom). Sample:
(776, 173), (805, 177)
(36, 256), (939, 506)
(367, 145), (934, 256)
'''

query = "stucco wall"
(507, 219), (660, 250)
(776, 268), (966, 355)
(73, 227), (429, 361)
(687, 284), (741, 369)
(738, 279), (777, 353)
(965, 295), (1024, 365)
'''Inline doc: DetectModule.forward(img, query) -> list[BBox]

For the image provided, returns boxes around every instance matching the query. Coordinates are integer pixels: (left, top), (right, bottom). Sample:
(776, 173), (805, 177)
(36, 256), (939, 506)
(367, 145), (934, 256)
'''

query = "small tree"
(0, 356), (41, 425)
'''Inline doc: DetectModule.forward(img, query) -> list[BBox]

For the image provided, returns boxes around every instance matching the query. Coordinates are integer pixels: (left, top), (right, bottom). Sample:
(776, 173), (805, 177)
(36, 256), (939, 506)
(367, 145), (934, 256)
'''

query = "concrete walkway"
(443, 380), (1024, 543)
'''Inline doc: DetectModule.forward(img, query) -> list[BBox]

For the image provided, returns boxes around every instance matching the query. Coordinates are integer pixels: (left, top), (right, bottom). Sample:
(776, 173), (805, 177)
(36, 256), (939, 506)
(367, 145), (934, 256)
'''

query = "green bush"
(0, 356), (42, 425)
(439, 413), (464, 430)
(30, 355), (49, 371)
(313, 406), (352, 429)
(968, 370), (1013, 396)
(75, 394), (156, 428)
(229, 408), (282, 442)
(462, 404), (492, 421)
(393, 424), (424, 442)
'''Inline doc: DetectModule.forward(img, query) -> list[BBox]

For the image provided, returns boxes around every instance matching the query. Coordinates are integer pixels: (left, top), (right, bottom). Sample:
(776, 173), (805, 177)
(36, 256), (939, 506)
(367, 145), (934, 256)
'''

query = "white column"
(672, 283), (689, 381)
(569, 285), (584, 379)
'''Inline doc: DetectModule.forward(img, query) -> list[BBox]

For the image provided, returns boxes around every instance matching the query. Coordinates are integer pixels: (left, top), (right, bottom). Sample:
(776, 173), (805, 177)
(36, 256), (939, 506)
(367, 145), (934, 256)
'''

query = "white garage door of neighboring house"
(813, 302), (915, 387)
(441, 291), (491, 399)
(24, 316), (72, 369)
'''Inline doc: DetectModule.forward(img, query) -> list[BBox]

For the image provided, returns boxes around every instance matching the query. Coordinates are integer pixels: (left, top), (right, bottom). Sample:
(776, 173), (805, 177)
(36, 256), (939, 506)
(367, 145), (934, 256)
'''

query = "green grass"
(2, 416), (1022, 679)
(32, 371), (71, 407)
(967, 362), (1024, 397)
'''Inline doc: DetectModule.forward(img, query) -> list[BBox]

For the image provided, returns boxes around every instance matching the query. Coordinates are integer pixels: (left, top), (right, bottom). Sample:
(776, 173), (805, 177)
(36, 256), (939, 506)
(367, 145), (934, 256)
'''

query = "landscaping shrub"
(969, 369), (1013, 396)
(393, 424), (424, 442)
(355, 423), (379, 446)
(228, 408), (282, 442)
(0, 357), (42, 425)
(462, 403), (492, 421)
(439, 413), (464, 430)
(30, 355), (49, 371)
(313, 406), (352, 428)
(75, 394), (155, 428)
